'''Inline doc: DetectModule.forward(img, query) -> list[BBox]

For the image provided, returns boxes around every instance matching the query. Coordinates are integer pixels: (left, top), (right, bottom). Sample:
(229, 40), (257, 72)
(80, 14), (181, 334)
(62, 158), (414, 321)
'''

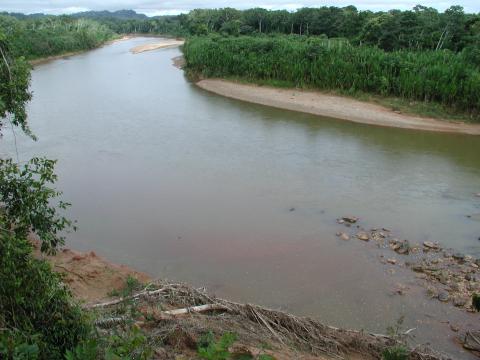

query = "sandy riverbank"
(197, 79), (480, 135)
(130, 39), (184, 54)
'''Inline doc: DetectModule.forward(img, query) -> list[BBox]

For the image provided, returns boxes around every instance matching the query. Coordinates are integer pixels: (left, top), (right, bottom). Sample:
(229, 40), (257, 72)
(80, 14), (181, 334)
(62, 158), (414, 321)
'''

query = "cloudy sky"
(1, 0), (479, 16)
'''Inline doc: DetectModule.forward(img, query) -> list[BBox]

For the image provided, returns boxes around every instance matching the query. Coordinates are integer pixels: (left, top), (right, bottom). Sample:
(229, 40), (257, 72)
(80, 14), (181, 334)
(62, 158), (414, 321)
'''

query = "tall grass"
(184, 36), (480, 115)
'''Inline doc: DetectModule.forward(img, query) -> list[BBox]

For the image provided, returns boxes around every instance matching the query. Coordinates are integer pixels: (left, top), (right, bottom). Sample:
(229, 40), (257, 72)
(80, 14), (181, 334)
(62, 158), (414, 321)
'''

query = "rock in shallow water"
(342, 216), (358, 224)
(438, 291), (450, 302)
(356, 232), (369, 241)
(423, 241), (439, 250)
(336, 232), (350, 241)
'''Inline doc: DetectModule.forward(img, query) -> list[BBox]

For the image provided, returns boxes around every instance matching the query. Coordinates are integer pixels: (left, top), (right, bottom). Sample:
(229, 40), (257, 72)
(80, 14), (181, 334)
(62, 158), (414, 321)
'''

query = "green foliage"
(105, 326), (153, 360)
(382, 345), (409, 360)
(0, 30), (32, 136)
(258, 355), (275, 360)
(184, 35), (480, 117)
(473, 293), (480, 312)
(0, 31), (88, 360)
(0, 232), (90, 359)
(65, 326), (154, 360)
(0, 330), (40, 360)
(65, 339), (98, 360)
(0, 157), (76, 254)
(0, 15), (114, 60)
(198, 331), (237, 360)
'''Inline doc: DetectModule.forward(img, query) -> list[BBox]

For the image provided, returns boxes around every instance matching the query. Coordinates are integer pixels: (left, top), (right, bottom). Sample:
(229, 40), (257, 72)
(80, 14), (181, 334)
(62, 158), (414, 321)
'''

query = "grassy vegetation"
(184, 35), (480, 121)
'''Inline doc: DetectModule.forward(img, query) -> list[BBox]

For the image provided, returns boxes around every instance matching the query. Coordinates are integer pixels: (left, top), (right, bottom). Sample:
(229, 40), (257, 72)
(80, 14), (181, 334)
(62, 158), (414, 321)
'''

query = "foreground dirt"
(130, 40), (184, 54)
(197, 79), (480, 135)
(34, 244), (150, 302)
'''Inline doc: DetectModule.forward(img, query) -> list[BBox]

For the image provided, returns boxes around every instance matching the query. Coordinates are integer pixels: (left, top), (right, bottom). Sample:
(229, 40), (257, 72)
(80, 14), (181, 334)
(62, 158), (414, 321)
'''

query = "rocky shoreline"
(335, 215), (480, 355)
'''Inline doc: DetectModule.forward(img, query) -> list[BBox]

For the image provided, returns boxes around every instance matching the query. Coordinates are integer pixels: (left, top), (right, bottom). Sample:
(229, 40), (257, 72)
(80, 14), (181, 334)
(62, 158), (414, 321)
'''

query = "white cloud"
(1, 0), (479, 16)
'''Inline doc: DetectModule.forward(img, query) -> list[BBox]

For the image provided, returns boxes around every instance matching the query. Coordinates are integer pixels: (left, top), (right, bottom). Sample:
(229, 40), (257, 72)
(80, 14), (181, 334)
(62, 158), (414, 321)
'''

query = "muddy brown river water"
(2, 38), (480, 358)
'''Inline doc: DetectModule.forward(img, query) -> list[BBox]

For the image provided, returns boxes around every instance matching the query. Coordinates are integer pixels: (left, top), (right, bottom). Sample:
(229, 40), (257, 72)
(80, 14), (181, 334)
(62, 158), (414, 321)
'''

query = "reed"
(184, 36), (480, 115)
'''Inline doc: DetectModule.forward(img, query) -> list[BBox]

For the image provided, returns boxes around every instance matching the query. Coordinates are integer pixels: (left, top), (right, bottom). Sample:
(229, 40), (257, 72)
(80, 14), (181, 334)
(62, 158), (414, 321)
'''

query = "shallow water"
(2, 37), (480, 358)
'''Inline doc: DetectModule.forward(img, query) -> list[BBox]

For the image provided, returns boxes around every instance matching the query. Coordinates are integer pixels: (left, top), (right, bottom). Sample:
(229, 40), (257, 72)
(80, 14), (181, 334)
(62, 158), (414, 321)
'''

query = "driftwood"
(89, 286), (170, 308)
(89, 281), (450, 360)
(162, 303), (227, 316)
(463, 331), (480, 352)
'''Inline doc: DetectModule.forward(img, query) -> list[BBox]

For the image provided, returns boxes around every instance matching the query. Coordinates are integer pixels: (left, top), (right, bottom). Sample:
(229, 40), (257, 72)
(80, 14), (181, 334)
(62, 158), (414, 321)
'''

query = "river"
(2, 37), (480, 358)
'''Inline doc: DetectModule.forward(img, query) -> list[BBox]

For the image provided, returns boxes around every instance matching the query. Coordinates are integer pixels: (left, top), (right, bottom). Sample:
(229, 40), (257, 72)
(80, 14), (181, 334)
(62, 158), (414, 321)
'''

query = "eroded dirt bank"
(196, 79), (480, 135)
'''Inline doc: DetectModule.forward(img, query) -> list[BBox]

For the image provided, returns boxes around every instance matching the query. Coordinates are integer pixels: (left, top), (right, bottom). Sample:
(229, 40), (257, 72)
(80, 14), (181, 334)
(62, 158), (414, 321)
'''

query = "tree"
(1, 29), (89, 359)
(0, 30), (32, 137)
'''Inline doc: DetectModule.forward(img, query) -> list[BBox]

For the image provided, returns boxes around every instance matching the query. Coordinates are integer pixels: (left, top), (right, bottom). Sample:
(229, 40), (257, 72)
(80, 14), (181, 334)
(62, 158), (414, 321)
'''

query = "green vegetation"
(108, 275), (143, 298)
(184, 35), (480, 118)
(382, 346), (409, 360)
(198, 332), (237, 360)
(1, 24), (91, 359)
(473, 293), (480, 312)
(0, 15), (114, 60)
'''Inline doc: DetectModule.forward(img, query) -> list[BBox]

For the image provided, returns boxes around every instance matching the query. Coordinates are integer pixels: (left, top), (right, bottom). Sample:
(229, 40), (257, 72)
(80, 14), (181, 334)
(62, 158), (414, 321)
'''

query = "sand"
(130, 39), (184, 54)
(197, 79), (480, 135)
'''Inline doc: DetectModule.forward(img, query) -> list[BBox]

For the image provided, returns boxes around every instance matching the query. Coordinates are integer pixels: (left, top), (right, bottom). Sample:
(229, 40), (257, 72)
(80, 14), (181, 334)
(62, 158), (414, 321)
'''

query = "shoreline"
(196, 79), (480, 135)
(44, 245), (453, 360)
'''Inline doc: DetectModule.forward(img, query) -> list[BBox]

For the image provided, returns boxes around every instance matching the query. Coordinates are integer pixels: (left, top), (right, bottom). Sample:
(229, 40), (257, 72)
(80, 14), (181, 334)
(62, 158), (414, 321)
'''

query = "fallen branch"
(54, 264), (88, 282)
(89, 287), (168, 308)
(161, 303), (227, 316)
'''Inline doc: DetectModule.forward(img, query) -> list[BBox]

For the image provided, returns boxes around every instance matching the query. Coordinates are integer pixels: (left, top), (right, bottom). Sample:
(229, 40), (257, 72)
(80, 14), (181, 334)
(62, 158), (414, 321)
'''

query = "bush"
(0, 233), (90, 359)
(0, 158), (89, 359)
(382, 345), (409, 360)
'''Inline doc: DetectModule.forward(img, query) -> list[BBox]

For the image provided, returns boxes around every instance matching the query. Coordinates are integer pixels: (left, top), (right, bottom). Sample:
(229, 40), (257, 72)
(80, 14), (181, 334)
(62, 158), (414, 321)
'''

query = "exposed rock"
(387, 258), (397, 265)
(336, 232), (350, 241)
(392, 283), (408, 295)
(337, 219), (345, 224)
(426, 286), (438, 298)
(356, 232), (369, 241)
(475, 259), (480, 267)
(394, 240), (411, 255)
(412, 264), (425, 273)
(450, 324), (460, 332)
(423, 241), (439, 250)
(342, 216), (358, 224)
(453, 296), (468, 307)
(453, 253), (466, 262)
(438, 291), (450, 302)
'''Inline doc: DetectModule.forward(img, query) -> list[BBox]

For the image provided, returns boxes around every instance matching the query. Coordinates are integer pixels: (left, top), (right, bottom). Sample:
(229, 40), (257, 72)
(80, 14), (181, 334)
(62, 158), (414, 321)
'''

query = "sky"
(1, 0), (479, 16)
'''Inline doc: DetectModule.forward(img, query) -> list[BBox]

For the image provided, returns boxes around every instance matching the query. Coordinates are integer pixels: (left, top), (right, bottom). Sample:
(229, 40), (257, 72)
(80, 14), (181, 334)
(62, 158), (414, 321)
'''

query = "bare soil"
(196, 79), (480, 135)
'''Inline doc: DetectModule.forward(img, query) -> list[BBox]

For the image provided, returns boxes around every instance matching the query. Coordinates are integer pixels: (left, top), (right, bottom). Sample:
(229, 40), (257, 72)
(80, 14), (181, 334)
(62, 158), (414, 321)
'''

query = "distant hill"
(72, 10), (148, 20)
(1, 12), (48, 19)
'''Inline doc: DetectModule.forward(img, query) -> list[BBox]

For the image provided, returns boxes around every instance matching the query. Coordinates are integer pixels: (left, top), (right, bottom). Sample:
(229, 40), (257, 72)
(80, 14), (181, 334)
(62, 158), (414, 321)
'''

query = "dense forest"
(3, 6), (480, 56)
(0, 14), (114, 59)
